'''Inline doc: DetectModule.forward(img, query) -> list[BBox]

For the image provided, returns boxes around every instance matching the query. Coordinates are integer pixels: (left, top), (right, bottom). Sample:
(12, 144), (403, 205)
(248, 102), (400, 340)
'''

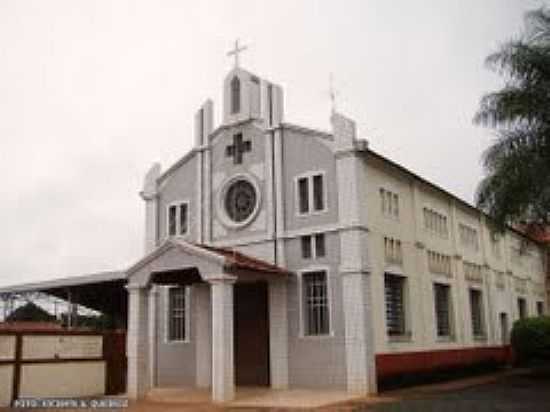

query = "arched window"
(230, 76), (240, 114)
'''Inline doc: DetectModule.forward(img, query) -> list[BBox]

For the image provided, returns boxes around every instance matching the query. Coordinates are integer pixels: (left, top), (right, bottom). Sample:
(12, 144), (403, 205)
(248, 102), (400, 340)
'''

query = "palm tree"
(474, 8), (550, 228)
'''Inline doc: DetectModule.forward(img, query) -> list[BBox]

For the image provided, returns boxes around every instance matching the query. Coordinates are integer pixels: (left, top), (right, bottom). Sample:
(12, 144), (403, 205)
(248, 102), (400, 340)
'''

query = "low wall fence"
(0, 330), (126, 407)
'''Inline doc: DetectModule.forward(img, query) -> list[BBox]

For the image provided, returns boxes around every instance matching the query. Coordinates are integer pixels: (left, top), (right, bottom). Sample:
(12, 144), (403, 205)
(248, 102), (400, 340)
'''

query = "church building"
(125, 51), (549, 402)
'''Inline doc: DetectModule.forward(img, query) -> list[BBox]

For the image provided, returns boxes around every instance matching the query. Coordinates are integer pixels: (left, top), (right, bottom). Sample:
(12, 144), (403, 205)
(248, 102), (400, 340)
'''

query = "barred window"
(434, 283), (452, 338)
(469, 289), (484, 337)
(385, 274), (406, 336)
(168, 287), (187, 342)
(303, 271), (330, 336)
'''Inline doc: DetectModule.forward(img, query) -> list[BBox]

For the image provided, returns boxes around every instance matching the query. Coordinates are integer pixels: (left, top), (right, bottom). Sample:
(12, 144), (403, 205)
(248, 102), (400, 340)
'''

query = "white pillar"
(148, 286), (158, 389)
(332, 112), (376, 394)
(126, 285), (150, 399)
(195, 284), (212, 388)
(210, 278), (235, 402)
(268, 279), (289, 389)
(342, 271), (377, 394)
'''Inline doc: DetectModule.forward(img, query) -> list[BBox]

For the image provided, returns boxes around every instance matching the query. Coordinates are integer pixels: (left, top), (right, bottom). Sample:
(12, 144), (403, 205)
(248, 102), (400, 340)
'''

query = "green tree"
(474, 8), (550, 227)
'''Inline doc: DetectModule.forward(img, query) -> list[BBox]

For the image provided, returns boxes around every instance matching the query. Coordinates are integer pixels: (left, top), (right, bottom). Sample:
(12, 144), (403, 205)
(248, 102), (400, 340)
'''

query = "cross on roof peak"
(227, 39), (248, 68)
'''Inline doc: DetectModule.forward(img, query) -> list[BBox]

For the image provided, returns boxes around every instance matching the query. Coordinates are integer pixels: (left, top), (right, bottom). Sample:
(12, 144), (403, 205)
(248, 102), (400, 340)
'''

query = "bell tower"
(222, 40), (284, 127)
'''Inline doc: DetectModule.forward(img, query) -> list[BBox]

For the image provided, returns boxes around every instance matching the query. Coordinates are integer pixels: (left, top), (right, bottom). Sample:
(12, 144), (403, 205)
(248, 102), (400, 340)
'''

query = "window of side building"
(380, 188), (399, 219)
(518, 297), (527, 320)
(434, 283), (453, 339)
(384, 273), (408, 338)
(469, 288), (485, 339)
(536, 301), (545, 316)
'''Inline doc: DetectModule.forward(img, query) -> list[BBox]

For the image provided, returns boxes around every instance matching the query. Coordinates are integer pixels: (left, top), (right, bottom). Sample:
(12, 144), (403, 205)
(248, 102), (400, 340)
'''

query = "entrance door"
(234, 282), (270, 386)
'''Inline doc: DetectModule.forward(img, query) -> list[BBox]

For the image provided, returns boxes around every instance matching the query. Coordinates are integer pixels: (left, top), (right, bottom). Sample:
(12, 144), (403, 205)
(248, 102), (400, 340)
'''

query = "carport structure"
(0, 271), (128, 328)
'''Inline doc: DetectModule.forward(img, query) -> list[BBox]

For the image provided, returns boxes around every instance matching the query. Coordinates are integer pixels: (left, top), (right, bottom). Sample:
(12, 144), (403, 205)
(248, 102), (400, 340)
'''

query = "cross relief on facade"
(226, 133), (251, 165)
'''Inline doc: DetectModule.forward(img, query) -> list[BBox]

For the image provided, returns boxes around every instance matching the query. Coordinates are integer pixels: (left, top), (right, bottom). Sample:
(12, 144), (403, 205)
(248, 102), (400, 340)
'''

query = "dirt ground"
(4, 368), (550, 411)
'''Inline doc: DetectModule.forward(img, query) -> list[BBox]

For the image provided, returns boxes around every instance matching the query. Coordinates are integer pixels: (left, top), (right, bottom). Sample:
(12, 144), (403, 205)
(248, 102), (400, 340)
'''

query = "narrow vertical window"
(168, 287), (187, 341)
(179, 204), (188, 235)
(518, 298), (527, 319)
(537, 301), (544, 316)
(315, 233), (326, 257)
(301, 236), (312, 259)
(313, 174), (324, 211)
(434, 283), (452, 338)
(168, 205), (177, 236)
(469, 289), (484, 337)
(230, 76), (240, 114)
(303, 271), (330, 336)
(298, 177), (309, 214)
(385, 274), (406, 336)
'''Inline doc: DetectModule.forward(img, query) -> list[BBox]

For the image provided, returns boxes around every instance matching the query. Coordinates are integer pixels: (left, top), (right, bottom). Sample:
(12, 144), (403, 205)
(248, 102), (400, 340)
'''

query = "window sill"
(165, 339), (191, 345)
(388, 333), (412, 343)
(436, 335), (456, 343)
(299, 332), (334, 340)
(296, 209), (328, 218)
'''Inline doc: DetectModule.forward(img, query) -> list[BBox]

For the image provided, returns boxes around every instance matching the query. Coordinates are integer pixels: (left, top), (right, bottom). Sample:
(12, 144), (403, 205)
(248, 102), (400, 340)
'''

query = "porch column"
(209, 278), (236, 402)
(148, 285), (158, 389)
(126, 285), (150, 399)
(268, 278), (289, 389)
(195, 284), (211, 388)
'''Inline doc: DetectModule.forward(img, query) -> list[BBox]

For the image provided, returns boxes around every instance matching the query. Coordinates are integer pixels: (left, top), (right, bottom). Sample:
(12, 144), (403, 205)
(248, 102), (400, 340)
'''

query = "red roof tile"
(196, 244), (291, 276)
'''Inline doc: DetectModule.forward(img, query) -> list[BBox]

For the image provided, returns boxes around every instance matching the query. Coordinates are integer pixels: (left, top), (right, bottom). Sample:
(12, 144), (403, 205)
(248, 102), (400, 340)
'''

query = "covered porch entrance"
(125, 239), (289, 403)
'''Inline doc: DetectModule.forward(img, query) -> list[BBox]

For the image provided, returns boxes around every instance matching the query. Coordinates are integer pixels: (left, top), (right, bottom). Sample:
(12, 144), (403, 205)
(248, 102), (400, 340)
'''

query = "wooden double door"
(233, 282), (270, 386)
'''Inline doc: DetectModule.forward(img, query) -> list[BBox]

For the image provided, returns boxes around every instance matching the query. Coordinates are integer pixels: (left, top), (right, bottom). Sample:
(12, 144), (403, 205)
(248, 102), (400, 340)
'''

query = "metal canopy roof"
(0, 271), (128, 323)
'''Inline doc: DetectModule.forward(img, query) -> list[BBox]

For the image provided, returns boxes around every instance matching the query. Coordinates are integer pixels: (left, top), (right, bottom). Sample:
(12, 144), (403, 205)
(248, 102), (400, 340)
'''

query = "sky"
(0, 0), (546, 287)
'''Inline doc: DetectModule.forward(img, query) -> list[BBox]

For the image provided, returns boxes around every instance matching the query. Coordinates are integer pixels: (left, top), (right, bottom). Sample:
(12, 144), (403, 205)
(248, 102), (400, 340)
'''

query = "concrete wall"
(281, 128), (339, 232)
(19, 362), (105, 398)
(158, 155), (198, 242)
(0, 365), (14, 407)
(0, 336), (15, 407)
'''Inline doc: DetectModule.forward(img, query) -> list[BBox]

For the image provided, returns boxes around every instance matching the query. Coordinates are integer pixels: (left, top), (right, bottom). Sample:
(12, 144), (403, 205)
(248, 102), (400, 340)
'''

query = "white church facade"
(124, 59), (549, 402)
